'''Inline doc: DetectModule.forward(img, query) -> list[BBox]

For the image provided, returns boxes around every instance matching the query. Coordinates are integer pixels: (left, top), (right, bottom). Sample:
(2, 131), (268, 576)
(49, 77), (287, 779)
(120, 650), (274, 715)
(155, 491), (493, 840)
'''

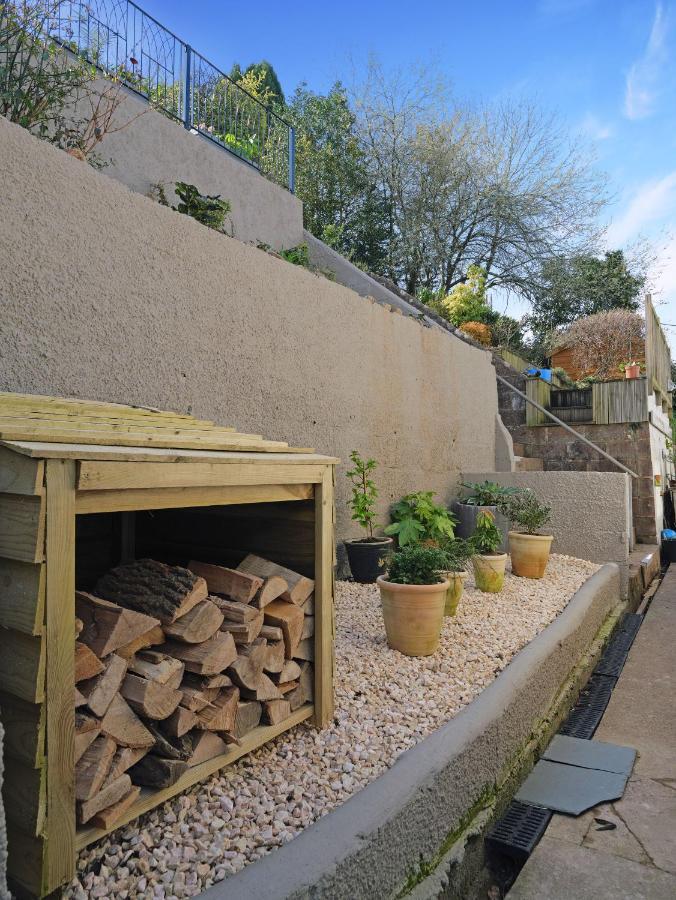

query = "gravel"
(67, 554), (599, 899)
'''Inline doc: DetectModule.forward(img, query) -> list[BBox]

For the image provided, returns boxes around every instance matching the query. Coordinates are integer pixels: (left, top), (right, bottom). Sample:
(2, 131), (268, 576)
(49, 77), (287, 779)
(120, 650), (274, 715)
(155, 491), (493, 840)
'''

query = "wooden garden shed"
(0, 392), (337, 897)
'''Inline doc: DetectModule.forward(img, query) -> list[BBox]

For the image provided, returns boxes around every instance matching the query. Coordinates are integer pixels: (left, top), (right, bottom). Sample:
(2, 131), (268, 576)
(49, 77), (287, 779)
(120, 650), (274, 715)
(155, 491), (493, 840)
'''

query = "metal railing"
(45, 0), (295, 190)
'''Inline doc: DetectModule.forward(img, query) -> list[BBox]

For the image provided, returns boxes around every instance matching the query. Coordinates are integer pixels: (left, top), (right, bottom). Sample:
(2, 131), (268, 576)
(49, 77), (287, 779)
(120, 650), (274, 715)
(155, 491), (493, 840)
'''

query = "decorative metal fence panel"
(44, 0), (294, 190)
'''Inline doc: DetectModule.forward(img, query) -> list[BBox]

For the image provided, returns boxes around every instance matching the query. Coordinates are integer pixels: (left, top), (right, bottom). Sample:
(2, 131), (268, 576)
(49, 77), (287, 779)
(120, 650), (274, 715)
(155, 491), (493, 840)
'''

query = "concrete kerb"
(203, 564), (622, 900)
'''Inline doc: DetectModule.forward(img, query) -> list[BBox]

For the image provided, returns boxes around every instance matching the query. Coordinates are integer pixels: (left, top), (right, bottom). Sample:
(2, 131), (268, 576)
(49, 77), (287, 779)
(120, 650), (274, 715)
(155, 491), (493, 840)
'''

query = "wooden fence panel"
(592, 378), (648, 424)
(525, 379), (551, 426)
(645, 294), (671, 401)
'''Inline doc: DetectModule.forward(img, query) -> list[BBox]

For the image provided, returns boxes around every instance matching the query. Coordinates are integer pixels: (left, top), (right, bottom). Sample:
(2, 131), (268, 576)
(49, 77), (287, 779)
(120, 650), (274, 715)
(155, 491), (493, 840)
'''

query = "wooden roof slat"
(0, 441), (330, 462)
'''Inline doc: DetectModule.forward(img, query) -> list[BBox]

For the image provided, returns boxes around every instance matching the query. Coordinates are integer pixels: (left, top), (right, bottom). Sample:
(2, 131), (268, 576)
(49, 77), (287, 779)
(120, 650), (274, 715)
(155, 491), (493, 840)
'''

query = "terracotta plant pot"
(509, 531), (553, 579)
(377, 576), (449, 657)
(472, 553), (508, 593)
(442, 570), (467, 616)
(624, 364), (640, 379)
(344, 536), (393, 583)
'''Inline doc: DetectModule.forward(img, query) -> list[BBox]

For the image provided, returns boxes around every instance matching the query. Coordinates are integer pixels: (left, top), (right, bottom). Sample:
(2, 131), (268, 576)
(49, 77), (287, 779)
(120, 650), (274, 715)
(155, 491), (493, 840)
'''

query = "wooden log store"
(0, 392), (337, 897)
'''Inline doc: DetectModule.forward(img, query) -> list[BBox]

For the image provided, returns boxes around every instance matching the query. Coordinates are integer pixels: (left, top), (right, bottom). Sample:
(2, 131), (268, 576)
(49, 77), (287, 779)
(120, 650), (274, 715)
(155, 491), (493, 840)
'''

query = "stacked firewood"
(74, 555), (315, 829)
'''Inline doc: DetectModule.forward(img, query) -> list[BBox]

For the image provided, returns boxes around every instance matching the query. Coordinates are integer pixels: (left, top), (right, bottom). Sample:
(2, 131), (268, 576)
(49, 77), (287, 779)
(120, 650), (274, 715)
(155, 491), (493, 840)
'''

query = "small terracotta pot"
(509, 532), (553, 579)
(472, 553), (508, 593)
(442, 571), (467, 616)
(624, 364), (640, 379)
(377, 576), (449, 656)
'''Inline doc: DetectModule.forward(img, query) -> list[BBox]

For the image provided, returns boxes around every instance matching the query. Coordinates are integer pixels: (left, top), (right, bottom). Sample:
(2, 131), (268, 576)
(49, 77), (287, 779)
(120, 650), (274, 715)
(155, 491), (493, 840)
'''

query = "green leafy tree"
(345, 450), (379, 539)
(471, 510), (503, 555)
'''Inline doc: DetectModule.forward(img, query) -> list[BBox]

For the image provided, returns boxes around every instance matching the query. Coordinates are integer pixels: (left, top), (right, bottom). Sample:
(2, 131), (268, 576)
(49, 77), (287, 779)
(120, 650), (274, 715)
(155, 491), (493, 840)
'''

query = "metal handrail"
(495, 372), (639, 479)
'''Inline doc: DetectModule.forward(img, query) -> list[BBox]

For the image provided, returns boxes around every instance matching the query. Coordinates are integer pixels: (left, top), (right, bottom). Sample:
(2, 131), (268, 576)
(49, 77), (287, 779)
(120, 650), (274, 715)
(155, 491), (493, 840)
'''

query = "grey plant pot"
(452, 501), (509, 553)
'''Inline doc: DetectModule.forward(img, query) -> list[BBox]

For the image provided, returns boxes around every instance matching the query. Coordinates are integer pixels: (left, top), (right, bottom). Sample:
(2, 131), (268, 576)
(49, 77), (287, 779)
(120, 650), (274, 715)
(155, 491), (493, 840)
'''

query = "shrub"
(345, 450), (379, 539)
(174, 182), (231, 231)
(385, 545), (450, 585)
(460, 480), (522, 507)
(471, 510), (503, 555)
(384, 491), (456, 547)
(459, 321), (492, 345)
(280, 243), (311, 268)
(503, 491), (552, 534)
(438, 537), (473, 572)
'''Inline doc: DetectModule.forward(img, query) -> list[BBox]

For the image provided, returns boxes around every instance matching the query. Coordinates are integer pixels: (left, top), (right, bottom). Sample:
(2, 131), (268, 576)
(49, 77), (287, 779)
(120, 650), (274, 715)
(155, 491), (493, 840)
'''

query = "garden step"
(512, 441), (526, 456)
(514, 456), (544, 472)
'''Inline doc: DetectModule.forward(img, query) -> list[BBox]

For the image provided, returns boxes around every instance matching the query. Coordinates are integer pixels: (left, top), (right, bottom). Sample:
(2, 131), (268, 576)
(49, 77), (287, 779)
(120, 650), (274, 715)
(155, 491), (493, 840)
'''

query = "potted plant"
(377, 545), (450, 656)
(503, 491), (553, 579)
(439, 538), (473, 616)
(344, 451), (393, 583)
(471, 510), (508, 593)
(622, 361), (641, 380)
(384, 491), (457, 547)
(453, 481), (520, 551)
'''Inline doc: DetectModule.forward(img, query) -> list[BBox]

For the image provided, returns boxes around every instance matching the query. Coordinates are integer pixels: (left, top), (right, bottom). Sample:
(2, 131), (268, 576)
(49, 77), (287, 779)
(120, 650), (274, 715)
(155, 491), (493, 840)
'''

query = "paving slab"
(515, 760), (628, 815)
(542, 734), (635, 774)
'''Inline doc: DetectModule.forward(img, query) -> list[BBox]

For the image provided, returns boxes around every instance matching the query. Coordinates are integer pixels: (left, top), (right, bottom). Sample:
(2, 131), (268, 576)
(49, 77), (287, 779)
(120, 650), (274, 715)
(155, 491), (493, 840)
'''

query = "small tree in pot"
(438, 538), (473, 616)
(377, 545), (451, 656)
(344, 451), (393, 583)
(502, 491), (553, 579)
(471, 510), (508, 592)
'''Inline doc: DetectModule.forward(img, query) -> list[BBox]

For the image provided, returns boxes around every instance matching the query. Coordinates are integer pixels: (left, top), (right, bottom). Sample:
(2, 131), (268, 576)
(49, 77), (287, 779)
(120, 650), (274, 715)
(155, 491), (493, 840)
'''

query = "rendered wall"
(0, 116), (498, 541)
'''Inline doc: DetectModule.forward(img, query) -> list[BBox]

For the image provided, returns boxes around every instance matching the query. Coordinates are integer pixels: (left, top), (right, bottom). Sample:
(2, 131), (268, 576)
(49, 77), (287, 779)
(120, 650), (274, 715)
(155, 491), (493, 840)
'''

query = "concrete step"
(512, 441), (526, 456)
(514, 456), (544, 472)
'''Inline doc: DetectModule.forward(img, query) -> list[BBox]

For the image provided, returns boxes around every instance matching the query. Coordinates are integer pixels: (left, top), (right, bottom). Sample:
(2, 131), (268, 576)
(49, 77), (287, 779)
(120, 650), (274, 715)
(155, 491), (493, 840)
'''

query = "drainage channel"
(482, 609), (646, 895)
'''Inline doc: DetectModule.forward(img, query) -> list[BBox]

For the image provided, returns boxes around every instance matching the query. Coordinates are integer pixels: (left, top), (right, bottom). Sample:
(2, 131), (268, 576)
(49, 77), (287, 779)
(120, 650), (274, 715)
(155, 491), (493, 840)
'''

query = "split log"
(75, 687), (87, 708)
(75, 735), (116, 801)
(127, 651), (184, 689)
(263, 601), (304, 658)
(178, 685), (213, 712)
(91, 785), (141, 830)
(234, 701), (262, 739)
(116, 624), (165, 660)
(163, 599), (224, 644)
(262, 699), (291, 725)
(187, 731), (228, 766)
(301, 593), (315, 615)
(95, 559), (207, 624)
(202, 673), (233, 689)
(227, 639), (267, 692)
(293, 638), (314, 661)
(241, 673), (282, 702)
(278, 680), (298, 696)
(144, 721), (191, 760)
(100, 694), (155, 748)
(80, 654), (128, 717)
(196, 687), (239, 733)
(249, 575), (289, 609)
(288, 662), (314, 711)
(182, 671), (231, 695)
(159, 632), (237, 676)
(220, 616), (263, 645)
(211, 598), (260, 623)
(76, 591), (161, 658)
(260, 625), (283, 642)
(103, 746), (148, 786)
(129, 756), (188, 788)
(120, 673), (182, 720)
(74, 714), (101, 765)
(163, 706), (199, 738)
(301, 616), (315, 640)
(263, 639), (285, 674)
(78, 774), (132, 825)
(75, 617), (84, 638)
(188, 560), (263, 603)
(75, 642), (104, 683)
(238, 554), (314, 606)
(273, 660), (301, 684)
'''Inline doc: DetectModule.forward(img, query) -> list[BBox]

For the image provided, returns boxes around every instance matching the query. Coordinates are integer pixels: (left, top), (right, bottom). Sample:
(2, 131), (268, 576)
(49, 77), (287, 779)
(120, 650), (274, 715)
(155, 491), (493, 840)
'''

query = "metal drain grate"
(559, 674), (616, 739)
(485, 800), (552, 862)
(594, 614), (643, 678)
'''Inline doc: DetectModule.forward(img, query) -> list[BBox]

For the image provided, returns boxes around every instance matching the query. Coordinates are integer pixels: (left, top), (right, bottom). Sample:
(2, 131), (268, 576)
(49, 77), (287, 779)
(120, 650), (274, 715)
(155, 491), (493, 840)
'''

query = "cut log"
(263, 639), (285, 674)
(75, 687), (87, 708)
(75, 617), (84, 638)
(288, 662), (314, 711)
(78, 774), (132, 825)
(75, 735), (116, 801)
(301, 616), (315, 640)
(144, 721), (191, 760)
(187, 731), (227, 766)
(264, 601), (304, 658)
(294, 638), (314, 661)
(129, 756), (188, 788)
(76, 591), (161, 658)
(74, 714), (102, 765)
(100, 694), (154, 748)
(75, 642), (104, 683)
(178, 685), (212, 712)
(91, 785), (141, 830)
(163, 705), (199, 738)
(116, 624), (165, 660)
(234, 700), (262, 739)
(249, 575), (289, 609)
(159, 632), (237, 676)
(301, 593), (315, 615)
(202, 673), (233, 689)
(103, 746), (148, 786)
(163, 598), (224, 644)
(262, 699), (291, 725)
(211, 598), (260, 623)
(188, 560), (263, 604)
(120, 673), (182, 720)
(227, 639), (267, 692)
(259, 624), (283, 642)
(241, 673), (282, 702)
(220, 616), (263, 645)
(181, 671), (231, 697)
(80, 653), (128, 717)
(273, 660), (301, 684)
(196, 687), (239, 733)
(127, 650), (184, 688)
(95, 559), (208, 624)
(237, 554), (314, 606)
(278, 680), (298, 695)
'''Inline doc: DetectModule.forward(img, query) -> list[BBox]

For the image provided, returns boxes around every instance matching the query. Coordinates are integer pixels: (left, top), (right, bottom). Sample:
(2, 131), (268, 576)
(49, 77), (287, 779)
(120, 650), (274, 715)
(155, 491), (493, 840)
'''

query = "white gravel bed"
(68, 554), (599, 899)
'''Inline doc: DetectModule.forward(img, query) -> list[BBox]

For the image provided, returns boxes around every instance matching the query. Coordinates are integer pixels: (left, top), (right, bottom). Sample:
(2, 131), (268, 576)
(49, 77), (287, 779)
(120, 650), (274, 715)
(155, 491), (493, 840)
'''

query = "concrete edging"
(203, 564), (622, 900)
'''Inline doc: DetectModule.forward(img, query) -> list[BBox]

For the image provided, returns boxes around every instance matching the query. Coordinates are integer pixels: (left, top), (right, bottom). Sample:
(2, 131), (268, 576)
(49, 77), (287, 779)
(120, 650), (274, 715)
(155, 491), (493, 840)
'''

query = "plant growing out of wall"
(385, 491), (457, 547)
(280, 243), (311, 268)
(174, 181), (231, 230)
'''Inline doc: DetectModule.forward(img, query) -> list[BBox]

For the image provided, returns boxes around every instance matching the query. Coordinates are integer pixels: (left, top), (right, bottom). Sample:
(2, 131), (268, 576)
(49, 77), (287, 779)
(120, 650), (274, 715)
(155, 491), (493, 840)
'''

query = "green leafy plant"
(502, 491), (552, 535)
(438, 537), (473, 572)
(280, 243), (311, 268)
(460, 480), (522, 507)
(384, 491), (456, 547)
(173, 182), (231, 231)
(471, 510), (503, 555)
(385, 545), (450, 585)
(346, 450), (379, 540)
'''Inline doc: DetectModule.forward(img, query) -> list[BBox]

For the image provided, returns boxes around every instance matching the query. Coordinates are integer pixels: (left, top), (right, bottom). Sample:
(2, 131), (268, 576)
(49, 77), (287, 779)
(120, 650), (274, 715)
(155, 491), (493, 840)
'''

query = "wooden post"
(313, 468), (335, 727)
(44, 459), (76, 891)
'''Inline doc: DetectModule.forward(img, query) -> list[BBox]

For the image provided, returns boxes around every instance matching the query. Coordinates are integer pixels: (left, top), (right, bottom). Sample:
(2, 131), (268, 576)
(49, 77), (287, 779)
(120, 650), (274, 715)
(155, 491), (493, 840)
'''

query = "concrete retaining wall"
(463, 471), (632, 596)
(203, 564), (621, 900)
(0, 116), (498, 542)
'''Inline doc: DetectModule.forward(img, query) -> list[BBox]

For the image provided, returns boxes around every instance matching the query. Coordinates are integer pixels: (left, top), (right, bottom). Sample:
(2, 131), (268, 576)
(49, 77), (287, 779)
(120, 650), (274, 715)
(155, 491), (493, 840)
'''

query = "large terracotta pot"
(442, 571), (467, 616)
(377, 576), (449, 656)
(509, 531), (553, 579)
(472, 553), (508, 593)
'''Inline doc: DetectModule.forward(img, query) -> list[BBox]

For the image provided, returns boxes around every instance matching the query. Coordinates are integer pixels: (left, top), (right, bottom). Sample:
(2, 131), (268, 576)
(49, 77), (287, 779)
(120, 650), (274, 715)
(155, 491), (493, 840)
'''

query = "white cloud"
(578, 112), (614, 141)
(606, 170), (676, 246)
(624, 3), (669, 120)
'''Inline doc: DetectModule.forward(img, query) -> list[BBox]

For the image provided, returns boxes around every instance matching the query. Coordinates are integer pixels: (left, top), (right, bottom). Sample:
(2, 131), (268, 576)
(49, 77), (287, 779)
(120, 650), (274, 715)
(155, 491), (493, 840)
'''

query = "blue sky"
(138, 0), (676, 344)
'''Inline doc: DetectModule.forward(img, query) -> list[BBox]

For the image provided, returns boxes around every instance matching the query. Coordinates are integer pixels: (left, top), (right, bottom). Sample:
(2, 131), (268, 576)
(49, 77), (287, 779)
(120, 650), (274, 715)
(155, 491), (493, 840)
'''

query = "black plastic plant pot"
(345, 537), (394, 583)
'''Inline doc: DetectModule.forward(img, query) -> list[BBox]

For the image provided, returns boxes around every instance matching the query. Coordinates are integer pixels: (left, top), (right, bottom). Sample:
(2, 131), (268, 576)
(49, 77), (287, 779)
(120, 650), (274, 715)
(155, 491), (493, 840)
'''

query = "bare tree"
(563, 309), (645, 380)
